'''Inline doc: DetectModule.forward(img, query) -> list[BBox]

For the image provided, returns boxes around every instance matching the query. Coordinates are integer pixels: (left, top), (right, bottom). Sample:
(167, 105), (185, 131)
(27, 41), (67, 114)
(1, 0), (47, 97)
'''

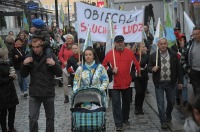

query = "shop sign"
(26, 1), (39, 10)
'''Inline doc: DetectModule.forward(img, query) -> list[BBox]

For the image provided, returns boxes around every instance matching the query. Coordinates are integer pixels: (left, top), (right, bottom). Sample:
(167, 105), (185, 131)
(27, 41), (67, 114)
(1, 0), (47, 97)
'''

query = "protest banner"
(76, 2), (144, 42)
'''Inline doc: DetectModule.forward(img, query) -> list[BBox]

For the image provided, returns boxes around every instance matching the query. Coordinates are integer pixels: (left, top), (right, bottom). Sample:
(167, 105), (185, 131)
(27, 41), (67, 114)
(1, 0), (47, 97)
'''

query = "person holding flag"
(133, 42), (149, 115)
(102, 35), (140, 131)
(147, 38), (183, 129)
(73, 46), (109, 92)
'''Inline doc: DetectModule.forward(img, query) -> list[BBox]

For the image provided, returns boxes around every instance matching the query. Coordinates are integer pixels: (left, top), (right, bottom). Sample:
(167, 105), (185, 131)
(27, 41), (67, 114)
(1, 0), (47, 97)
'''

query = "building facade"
(113, 0), (192, 34)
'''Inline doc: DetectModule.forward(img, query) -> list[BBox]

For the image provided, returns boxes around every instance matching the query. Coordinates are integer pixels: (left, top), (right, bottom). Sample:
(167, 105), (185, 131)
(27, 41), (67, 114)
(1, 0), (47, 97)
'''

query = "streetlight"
(55, 0), (59, 27)
(67, 0), (70, 28)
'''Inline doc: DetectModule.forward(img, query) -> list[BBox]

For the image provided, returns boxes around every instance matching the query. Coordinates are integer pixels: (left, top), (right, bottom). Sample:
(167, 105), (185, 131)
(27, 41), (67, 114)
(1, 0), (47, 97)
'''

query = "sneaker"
(115, 126), (122, 131)
(161, 123), (168, 129)
(123, 120), (130, 126)
(64, 95), (69, 103)
(24, 91), (28, 98)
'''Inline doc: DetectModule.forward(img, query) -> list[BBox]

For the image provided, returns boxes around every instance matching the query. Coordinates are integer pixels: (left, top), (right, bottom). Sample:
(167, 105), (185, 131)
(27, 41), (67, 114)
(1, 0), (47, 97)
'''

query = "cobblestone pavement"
(0, 76), (188, 132)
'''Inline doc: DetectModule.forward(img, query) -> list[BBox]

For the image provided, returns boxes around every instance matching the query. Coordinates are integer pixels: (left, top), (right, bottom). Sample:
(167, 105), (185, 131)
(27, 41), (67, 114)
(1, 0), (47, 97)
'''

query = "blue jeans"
(16, 70), (28, 92)
(29, 97), (55, 132)
(176, 75), (188, 102)
(111, 87), (131, 127)
(155, 82), (176, 124)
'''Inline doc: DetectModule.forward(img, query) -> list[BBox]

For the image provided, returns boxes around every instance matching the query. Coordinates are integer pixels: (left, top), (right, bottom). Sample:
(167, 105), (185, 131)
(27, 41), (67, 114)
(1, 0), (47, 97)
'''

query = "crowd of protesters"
(1, 17), (200, 132)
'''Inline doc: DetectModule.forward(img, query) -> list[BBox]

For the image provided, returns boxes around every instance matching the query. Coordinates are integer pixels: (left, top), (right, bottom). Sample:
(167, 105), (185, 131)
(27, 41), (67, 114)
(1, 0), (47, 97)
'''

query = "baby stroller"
(70, 87), (107, 132)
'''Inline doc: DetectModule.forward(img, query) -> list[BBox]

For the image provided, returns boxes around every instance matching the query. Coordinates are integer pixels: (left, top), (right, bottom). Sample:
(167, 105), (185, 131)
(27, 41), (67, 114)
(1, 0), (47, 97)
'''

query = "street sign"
(26, 1), (39, 10)
(97, 2), (104, 8)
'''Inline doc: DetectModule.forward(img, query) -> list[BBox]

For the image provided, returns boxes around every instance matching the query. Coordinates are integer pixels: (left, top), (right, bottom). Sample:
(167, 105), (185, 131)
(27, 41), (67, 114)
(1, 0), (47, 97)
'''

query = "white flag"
(151, 18), (165, 54)
(105, 16), (115, 55)
(149, 17), (154, 37)
(184, 11), (195, 41)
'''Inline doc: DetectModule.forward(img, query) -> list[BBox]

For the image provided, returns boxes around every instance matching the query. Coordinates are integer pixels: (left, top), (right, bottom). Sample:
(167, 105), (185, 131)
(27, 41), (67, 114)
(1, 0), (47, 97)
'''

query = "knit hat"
(32, 19), (44, 29)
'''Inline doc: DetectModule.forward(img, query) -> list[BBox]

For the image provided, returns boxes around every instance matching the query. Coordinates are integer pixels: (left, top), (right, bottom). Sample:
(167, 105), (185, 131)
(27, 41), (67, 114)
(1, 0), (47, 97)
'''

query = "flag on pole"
(142, 30), (147, 40)
(164, 2), (176, 47)
(109, 0), (114, 9)
(105, 16), (115, 55)
(149, 17), (154, 37)
(184, 11), (195, 41)
(60, 3), (65, 24)
(23, 11), (29, 31)
(83, 28), (93, 51)
(151, 18), (165, 54)
(104, 0), (107, 8)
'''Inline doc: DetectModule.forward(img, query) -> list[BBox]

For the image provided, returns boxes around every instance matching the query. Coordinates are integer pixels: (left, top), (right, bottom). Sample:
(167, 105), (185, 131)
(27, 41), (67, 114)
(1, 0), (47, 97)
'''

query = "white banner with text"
(76, 2), (144, 42)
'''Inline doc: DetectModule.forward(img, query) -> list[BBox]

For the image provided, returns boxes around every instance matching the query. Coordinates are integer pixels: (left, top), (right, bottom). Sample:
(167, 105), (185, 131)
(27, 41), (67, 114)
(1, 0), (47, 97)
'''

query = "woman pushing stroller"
(73, 46), (109, 92)
(71, 47), (109, 132)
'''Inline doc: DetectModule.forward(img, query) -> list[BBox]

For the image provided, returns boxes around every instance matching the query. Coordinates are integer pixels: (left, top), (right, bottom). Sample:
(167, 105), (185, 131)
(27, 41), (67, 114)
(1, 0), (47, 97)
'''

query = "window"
(58, 4), (61, 10)
(50, 5), (55, 10)
(69, 4), (72, 10)
(43, 4), (49, 9)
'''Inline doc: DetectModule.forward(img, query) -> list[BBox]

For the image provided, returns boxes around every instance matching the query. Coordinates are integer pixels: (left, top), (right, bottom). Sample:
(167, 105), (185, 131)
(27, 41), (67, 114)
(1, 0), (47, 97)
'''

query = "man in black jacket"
(20, 33), (62, 132)
(147, 38), (183, 129)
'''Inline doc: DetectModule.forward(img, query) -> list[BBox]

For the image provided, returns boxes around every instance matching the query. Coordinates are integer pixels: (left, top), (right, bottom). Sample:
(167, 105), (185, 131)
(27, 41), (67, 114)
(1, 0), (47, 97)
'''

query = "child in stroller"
(70, 87), (107, 132)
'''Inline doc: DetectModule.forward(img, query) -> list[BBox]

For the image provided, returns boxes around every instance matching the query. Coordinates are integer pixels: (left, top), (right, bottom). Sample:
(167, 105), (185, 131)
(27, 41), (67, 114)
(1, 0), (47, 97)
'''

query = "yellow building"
(40, 0), (97, 22)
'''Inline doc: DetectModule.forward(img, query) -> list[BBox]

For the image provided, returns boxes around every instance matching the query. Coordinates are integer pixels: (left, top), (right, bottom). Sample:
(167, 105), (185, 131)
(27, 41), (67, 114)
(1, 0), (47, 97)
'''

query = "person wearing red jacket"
(102, 35), (140, 131)
(58, 34), (73, 103)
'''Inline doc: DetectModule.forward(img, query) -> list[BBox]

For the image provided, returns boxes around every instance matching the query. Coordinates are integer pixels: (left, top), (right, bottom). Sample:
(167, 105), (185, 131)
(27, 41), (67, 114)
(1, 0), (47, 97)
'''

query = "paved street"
(1, 75), (191, 132)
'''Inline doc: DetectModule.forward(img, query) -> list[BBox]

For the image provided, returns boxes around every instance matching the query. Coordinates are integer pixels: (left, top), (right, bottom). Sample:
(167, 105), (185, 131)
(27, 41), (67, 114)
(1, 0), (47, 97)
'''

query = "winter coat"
(58, 43), (73, 68)
(66, 54), (81, 78)
(73, 63), (109, 92)
(20, 52), (62, 97)
(0, 62), (19, 110)
(94, 45), (105, 63)
(181, 40), (194, 73)
(147, 48), (183, 86)
(132, 53), (149, 81)
(102, 48), (140, 89)
(12, 47), (26, 70)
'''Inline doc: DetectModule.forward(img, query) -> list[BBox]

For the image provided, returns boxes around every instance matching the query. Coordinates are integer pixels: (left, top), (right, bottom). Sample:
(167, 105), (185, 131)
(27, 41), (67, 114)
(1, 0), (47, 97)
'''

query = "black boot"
(64, 95), (69, 103)
(176, 98), (180, 105)
(138, 108), (144, 115)
(134, 108), (140, 115)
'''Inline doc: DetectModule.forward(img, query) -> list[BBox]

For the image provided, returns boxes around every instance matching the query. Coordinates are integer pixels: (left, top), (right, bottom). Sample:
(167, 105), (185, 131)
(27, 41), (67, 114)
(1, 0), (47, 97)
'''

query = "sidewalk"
(0, 77), (186, 132)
